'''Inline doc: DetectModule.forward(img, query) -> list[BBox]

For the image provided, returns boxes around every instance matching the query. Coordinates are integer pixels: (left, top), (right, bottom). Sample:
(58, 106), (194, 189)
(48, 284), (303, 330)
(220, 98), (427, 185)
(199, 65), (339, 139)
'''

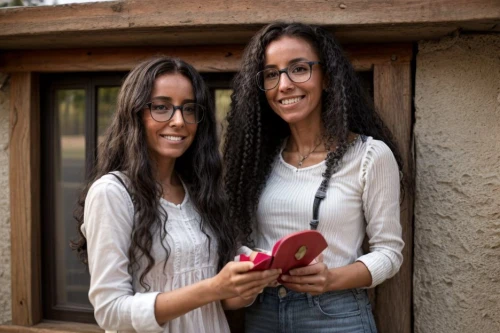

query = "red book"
(238, 230), (328, 274)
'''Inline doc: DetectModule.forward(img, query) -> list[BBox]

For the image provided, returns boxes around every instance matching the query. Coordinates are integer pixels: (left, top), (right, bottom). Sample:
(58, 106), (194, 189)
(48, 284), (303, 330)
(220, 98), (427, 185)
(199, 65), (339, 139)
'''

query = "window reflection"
(55, 89), (90, 308)
(214, 89), (232, 148)
(98, 86), (120, 148)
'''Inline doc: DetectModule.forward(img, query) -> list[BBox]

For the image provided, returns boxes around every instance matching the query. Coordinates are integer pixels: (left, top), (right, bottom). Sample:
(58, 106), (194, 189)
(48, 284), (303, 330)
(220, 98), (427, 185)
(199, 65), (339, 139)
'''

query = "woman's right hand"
(210, 261), (281, 300)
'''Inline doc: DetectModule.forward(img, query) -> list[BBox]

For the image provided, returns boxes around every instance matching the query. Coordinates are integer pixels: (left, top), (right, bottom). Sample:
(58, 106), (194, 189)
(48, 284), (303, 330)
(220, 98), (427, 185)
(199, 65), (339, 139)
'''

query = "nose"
(169, 109), (185, 127)
(278, 72), (294, 92)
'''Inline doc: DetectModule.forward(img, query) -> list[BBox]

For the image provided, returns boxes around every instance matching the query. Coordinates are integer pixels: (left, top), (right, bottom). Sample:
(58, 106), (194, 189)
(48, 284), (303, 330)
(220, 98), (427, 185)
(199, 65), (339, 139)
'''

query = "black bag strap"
(308, 134), (365, 230)
(309, 188), (326, 230)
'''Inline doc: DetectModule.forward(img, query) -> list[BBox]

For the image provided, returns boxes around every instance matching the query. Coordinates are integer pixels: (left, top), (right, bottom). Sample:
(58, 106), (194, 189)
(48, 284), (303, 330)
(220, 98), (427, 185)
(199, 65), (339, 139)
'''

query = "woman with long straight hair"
(73, 57), (280, 333)
(223, 22), (405, 332)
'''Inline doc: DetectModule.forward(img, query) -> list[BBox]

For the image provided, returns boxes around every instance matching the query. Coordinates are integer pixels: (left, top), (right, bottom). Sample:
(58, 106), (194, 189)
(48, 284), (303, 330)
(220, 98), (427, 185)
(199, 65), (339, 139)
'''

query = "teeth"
(162, 135), (183, 141)
(281, 97), (302, 105)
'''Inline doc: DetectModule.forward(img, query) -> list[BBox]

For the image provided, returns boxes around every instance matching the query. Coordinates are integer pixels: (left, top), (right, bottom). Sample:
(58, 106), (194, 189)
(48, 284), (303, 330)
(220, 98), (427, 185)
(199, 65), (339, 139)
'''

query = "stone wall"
(0, 73), (11, 324)
(414, 34), (500, 333)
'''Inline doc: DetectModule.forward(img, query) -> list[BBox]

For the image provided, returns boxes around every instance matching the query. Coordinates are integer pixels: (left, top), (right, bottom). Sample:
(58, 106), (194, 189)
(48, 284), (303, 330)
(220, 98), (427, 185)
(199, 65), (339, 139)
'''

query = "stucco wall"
(414, 34), (500, 333)
(0, 73), (10, 324)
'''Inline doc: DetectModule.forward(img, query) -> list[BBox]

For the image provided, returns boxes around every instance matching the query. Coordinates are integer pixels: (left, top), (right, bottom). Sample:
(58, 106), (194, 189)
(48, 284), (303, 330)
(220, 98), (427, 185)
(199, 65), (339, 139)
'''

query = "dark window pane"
(54, 89), (92, 309)
(97, 86), (120, 147)
(214, 89), (232, 147)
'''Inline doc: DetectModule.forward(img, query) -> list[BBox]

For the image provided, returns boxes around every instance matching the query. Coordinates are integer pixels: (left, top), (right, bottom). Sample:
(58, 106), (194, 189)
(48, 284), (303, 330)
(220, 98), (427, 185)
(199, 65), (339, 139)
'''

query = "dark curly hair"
(223, 22), (404, 244)
(72, 57), (235, 290)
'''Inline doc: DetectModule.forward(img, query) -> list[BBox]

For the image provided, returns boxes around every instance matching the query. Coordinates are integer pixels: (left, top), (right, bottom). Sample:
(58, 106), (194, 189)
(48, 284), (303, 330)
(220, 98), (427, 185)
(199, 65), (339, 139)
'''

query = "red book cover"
(238, 230), (328, 274)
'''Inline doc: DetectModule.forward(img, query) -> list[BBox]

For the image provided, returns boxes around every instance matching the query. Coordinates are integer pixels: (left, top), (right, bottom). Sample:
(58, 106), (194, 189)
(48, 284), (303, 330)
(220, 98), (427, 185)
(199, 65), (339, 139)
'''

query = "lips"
(279, 96), (304, 105)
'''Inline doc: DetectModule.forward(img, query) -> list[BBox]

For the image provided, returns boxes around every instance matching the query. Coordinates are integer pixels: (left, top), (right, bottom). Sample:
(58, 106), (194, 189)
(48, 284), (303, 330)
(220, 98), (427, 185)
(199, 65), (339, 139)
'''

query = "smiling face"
(143, 72), (198, 165)
(264, 36), (324, 126)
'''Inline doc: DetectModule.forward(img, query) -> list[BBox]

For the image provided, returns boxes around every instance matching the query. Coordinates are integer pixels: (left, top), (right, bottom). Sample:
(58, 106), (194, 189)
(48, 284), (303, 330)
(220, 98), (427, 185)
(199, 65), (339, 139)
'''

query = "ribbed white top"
(254, 136), (404, 287)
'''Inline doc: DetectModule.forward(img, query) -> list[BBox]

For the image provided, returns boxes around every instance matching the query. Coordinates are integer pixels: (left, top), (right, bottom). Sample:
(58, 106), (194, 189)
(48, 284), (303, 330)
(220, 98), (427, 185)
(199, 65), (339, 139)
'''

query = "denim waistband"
(259, 286), (368, 303)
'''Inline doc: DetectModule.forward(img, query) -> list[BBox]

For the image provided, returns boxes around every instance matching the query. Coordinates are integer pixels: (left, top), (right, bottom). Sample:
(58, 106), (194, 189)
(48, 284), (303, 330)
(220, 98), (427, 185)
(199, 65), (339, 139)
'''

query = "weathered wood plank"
(0, 24), (460, 50)
(0, 44), (412, 73)
(373, 62), (414, 333)
(1, 0), (499, 36)
(0, 0), (499, 48)
(9, 73), (42, 326)
(0, 46), (244, 73)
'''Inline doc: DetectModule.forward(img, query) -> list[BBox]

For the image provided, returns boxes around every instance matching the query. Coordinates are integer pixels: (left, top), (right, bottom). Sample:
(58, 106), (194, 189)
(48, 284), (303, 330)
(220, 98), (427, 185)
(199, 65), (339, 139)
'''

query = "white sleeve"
(356, 140), (405, 288)
(81, 180), (164, 332)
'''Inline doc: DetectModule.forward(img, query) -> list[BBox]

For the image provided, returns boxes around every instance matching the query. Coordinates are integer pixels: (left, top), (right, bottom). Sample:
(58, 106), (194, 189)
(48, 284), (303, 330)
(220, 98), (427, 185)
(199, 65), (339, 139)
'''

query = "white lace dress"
(81, 172), (230, 333)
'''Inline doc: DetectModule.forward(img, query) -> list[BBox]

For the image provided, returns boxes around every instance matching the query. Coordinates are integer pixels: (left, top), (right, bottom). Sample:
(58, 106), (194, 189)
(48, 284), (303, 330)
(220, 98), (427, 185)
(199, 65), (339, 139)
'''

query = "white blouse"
(254, 136), (404, 287)
(81, 172), (230, 333)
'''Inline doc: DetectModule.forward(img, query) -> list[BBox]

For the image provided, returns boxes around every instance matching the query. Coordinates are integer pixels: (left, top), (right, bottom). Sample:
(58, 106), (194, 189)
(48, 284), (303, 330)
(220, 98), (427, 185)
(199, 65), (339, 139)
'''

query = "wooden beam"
(0, 46), (245, 73)
(1, 0), (499, 36)
(0, 0), (499, 48)
(9, 73), (42, 326)
(0, 44), (412, 73)
(373, 61), (414, 333)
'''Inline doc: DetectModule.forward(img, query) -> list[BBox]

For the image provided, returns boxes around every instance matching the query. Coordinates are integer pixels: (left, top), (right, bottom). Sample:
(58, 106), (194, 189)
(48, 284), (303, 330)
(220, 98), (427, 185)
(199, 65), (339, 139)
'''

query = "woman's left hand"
(280, 256), (331, 296)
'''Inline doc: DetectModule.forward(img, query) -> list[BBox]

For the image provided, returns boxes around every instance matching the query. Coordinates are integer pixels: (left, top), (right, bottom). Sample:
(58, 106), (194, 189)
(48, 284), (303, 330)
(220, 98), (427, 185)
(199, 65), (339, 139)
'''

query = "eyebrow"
(264, 57), (309, 69)
(151, 96), (196, 103)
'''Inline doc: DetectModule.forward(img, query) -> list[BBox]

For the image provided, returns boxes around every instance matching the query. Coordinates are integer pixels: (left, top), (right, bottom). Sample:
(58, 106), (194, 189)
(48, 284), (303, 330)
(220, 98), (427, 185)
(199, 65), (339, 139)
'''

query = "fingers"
(308, 253), (324, 265)
(268, 280), (280, 288)
(227, 261), (255, 273)
(280, 273), (327, 285)
(236, 271), (281, 299)
(281, 282), (323, 296)
(249, 251), (259, 261)
(239, 272), (279, 291)
(227, 268), (281, 296)
(288, 262), (326, 276)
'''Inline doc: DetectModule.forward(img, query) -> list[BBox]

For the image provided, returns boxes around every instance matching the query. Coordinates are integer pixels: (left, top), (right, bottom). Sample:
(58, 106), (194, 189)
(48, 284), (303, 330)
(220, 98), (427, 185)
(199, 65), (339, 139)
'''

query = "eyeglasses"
(256, 61), (321, 91)
(145, 101), (204, 124)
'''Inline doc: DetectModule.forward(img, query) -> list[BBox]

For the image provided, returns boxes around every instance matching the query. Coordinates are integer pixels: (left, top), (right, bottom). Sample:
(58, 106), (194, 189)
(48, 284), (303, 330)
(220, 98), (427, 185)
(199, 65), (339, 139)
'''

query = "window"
(40, 72), (236, 323)
(40, 73), (125, 322)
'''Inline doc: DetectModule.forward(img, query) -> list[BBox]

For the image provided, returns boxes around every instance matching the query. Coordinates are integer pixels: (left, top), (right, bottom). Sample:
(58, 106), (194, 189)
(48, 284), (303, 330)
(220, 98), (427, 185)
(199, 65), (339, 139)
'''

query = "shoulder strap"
(309, 188), (326, 230)
(108, 172), (133, 204)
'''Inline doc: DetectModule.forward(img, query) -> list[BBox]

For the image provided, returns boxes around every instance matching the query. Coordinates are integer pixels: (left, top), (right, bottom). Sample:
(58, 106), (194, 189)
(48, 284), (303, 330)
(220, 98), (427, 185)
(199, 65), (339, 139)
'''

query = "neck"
(287, 121), (326, 154)
(153, 156), (179, 187)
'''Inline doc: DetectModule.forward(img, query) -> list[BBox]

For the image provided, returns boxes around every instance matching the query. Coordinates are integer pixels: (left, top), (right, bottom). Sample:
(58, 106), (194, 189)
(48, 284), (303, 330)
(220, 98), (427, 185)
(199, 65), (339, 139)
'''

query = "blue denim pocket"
(315, 289), (362, 318)
(365, 303), (378, 332)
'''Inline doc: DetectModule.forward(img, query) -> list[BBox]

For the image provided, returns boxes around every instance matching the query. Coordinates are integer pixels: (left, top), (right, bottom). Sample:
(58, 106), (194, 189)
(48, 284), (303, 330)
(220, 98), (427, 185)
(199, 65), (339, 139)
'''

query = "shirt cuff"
(356, 254), (392, 288)
(131, 292), (165, 332)
(236, 246), (254, 256)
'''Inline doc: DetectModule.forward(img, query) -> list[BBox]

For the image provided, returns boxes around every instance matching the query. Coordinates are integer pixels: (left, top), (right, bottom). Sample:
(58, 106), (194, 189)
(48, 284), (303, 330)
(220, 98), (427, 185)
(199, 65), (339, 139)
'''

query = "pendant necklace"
(297, 140), (323, 168)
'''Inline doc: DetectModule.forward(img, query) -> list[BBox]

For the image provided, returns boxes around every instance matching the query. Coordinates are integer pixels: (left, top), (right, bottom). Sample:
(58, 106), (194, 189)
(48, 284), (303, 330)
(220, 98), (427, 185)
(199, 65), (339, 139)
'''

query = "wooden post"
(373, 60), (413, 333)
(10, 72), (42, 326)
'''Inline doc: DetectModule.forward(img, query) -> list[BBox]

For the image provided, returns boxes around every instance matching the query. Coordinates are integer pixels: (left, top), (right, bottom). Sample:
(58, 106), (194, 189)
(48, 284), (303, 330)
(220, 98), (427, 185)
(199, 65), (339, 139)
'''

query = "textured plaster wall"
(414, 34), (500, 333)
(0, 73), (10, 324)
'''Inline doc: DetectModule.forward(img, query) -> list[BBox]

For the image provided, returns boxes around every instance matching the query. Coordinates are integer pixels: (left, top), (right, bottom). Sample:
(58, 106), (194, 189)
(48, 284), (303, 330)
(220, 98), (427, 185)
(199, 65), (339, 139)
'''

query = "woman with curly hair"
(72, 57), (280, 333)
(223, 22), (405, 332)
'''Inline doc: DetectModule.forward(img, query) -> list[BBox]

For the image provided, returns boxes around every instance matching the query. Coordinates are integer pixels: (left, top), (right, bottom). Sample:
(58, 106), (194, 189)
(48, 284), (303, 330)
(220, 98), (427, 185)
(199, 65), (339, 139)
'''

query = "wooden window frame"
(40, 73), (126, 324)
(4, 44), (413, 333)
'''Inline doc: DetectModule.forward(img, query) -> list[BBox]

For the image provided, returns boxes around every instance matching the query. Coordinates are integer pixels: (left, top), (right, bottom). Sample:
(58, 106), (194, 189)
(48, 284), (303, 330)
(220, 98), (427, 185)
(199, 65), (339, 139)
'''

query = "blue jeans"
(245, 286), (377, 333)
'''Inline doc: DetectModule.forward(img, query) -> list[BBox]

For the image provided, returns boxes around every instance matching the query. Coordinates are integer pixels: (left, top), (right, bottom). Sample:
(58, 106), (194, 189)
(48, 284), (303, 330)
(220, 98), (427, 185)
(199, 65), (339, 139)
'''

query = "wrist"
(204, 276), (224, 302)
(326, 267), (338, 292)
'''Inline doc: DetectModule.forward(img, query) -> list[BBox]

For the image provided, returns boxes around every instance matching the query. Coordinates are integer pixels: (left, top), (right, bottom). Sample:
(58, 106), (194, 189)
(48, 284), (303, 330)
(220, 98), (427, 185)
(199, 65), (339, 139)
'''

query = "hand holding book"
(237, 230), (328, 275)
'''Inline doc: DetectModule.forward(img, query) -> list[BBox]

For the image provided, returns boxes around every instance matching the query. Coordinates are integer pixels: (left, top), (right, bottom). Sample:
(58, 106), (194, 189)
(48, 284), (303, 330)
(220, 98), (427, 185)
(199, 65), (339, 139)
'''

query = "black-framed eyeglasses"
(145, 101), (204, 124)
(256, 61), (321, 91)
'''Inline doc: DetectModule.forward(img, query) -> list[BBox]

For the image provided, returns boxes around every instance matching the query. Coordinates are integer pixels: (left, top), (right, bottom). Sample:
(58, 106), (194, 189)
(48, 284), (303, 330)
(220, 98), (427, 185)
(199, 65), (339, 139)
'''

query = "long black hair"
(223, 22), (404, 244)
(73, 57), (235, 289)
